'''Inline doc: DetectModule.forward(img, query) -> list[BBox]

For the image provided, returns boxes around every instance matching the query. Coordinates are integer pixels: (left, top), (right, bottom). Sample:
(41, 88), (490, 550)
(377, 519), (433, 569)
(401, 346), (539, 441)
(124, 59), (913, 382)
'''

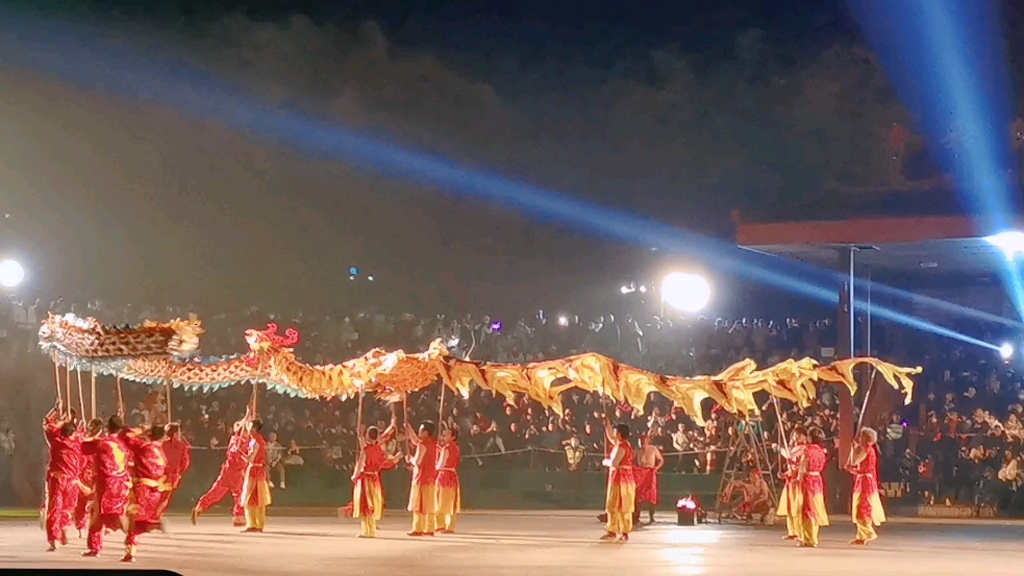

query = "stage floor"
(2, 511), (1021, 575)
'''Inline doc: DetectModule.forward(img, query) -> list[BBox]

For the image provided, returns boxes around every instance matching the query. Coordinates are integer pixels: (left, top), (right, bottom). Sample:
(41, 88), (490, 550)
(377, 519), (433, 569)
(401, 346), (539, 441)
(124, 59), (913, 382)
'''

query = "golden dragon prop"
(39, 315), (921, 422)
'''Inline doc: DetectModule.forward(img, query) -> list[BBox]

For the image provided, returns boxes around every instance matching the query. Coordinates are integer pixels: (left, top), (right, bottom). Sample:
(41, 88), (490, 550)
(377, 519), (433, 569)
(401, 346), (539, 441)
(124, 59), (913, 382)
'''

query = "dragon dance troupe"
(38, 313), (916, 557)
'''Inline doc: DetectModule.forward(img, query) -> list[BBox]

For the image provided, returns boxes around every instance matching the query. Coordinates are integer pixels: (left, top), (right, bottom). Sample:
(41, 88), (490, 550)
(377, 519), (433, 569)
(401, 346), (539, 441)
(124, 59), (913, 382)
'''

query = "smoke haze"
(0, 5), (888, 315)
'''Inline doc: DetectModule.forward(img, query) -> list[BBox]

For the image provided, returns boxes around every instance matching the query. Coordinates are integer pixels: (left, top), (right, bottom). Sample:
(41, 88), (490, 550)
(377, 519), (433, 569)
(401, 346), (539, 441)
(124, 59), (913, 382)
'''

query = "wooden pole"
(65, 365), (72, 419)
(856, 368), (878, 432)
(251, 381), (259, 415)
(76, 369), (85, 423)
(438, 382), (446, 429)
(846, 368), (878, 469)
(250, 360), (263, 416)
(166, 380), (173, 423)
(52, 352), (62, 412)
(403, 393), (410, 454)
(601, 396), (611, 458)
(90, 370), (97, 420)
(356, 389), (365, 457)
(116, 376), (124, 417)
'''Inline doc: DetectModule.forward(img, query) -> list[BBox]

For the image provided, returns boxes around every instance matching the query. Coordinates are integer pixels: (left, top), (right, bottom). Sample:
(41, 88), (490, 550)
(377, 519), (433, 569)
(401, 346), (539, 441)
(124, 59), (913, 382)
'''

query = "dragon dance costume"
(42, 416), (83, 549)
(408, 436), (438, 536)
(241, 431), (272, 532)
(435, 441), (461, 534)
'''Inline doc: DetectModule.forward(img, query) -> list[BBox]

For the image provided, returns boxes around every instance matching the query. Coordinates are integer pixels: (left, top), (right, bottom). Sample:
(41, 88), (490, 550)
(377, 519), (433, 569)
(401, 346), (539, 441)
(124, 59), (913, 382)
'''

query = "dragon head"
(245, 322), (300, 356)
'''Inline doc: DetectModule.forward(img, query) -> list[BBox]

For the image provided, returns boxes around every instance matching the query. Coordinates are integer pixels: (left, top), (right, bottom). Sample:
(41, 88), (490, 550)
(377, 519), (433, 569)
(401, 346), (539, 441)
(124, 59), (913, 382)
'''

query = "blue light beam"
(848, 0), (1024, 321)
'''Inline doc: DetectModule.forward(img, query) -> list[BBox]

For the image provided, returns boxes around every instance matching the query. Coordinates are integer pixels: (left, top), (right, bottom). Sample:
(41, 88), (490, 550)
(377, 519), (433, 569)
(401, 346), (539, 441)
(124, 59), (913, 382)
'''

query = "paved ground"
(3, 511), (1022, 575)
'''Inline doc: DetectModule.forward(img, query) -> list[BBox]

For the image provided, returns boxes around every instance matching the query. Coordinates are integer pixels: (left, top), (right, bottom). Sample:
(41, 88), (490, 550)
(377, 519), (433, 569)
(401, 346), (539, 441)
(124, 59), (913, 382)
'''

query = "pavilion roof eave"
(735, 214), (979, 248)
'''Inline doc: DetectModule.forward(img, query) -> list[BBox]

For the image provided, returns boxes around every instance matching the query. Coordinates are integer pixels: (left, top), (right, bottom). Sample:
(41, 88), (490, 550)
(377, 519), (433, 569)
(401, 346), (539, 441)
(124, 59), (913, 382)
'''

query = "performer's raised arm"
(406, 439), (425, 467)
(404, 422), (422, 448)
(43, 399), (61, 428)
(380, 413), (398, 443)
(847, 442), (868, 471)
(780, 443), (805, 461)
(42, 401), (63, 444)
(603, 419), (616, 444)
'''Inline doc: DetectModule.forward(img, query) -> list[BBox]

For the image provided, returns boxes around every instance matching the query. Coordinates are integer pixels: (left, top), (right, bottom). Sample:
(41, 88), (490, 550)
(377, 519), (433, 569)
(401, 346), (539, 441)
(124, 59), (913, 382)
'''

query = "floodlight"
(0, 260), (25, 288)
(661, 272), (711, 313)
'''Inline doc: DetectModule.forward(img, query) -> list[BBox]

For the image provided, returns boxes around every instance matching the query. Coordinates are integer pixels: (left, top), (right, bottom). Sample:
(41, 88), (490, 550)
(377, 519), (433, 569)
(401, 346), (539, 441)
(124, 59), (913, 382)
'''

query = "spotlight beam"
(848, 0), (1024, 321)
(0, 14), (1000, 351)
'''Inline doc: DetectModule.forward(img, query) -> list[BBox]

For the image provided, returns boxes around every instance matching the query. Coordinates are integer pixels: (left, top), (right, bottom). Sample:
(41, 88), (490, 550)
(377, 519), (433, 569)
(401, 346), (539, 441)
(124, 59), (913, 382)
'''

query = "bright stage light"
(985, 231), (1024, 259)
(0, 259), (24, 288)
(1000, 342), (1014, 360)
(661, 273), (711, 313)
(557, 315), (569, 327)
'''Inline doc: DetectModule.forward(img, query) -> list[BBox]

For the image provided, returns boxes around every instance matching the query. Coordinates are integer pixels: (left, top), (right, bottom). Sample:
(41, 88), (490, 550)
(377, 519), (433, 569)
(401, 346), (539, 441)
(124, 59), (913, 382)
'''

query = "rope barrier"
(181, 443), (730, 458)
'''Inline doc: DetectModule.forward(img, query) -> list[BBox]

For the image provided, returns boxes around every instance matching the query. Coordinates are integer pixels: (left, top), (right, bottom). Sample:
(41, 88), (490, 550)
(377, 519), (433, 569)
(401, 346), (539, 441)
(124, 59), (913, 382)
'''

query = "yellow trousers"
(785, 514), (798, 537)
(360, 516), (377, 538)
(412, 512), (437, 534)
(798, 517), (820, 547)
(436, 512), (456, 532)
(855, 520), (877, 542)
(604, 479), (636, 536)
(435, 484), (459, 532)
(245, 505), (266, 530)
(409, 484), (437, 534)
(605, 511), (633, 535)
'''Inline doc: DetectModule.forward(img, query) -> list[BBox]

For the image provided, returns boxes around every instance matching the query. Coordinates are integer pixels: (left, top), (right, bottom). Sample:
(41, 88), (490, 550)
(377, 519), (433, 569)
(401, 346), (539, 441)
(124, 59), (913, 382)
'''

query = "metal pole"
(866, 272), (872, 357)
(849, 247), (855, 357)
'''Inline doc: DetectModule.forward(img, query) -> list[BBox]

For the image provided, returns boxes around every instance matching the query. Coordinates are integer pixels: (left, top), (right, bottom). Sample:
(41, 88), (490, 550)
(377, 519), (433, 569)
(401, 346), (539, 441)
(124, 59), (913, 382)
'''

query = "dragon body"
(38, 313), (203, 375)
(39, 316), (922, 422)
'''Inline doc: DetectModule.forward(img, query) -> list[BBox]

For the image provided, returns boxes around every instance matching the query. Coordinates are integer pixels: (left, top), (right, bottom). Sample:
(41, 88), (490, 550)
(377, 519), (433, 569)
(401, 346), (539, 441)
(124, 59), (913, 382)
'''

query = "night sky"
(0, 0), (962, 317)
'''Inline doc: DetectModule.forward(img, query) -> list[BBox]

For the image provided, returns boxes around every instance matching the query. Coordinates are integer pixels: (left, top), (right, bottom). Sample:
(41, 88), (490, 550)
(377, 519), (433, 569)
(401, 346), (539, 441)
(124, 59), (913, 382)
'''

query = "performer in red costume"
(192, 419), (249, 526)
(83, 415), (131, 558)
(796, 427), (830, 548)
(42, 400), (84, 551)
(404, 420), (439, 536)
(159, 422), (191, 517)
(846, 427), (886, 545)
(122, 425), (169, 562)
(345, 415), (400, 538)
(73, 419), (104, 538)
(241, 417), (271, 533)
(777, 426), (808, 541)
(435, 426), (461, 534)
(601, 422), (636, 542)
